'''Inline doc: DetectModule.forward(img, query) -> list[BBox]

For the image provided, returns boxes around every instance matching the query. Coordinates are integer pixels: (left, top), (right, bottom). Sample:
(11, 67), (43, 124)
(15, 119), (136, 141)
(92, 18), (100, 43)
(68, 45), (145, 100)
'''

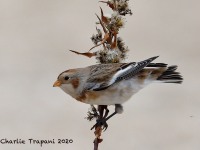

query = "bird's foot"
(91, 118), (108, 131)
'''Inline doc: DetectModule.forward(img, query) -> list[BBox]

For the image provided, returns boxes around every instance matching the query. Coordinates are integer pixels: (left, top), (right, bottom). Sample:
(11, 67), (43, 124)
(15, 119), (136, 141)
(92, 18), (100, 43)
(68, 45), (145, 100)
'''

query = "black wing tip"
(145, 56), (159, 63)
(150, 56), (159, 61)
(147, 63), (168, 67)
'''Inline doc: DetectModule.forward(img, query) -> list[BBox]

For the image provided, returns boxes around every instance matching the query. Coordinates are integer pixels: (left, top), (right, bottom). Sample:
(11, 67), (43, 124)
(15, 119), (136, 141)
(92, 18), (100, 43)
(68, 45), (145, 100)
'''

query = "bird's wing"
(85, 56), (159, 91)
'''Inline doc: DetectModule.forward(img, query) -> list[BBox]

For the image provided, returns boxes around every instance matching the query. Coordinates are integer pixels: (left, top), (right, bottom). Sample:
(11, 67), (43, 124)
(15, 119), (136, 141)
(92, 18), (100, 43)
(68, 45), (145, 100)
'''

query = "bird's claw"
(102, 123), (108, 131)
(91, 118), (108, 131)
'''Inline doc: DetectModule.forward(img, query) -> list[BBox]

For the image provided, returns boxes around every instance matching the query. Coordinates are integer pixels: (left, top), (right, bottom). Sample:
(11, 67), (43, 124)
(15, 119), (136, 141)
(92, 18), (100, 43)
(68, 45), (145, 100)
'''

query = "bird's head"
(53, 69), (81, 98)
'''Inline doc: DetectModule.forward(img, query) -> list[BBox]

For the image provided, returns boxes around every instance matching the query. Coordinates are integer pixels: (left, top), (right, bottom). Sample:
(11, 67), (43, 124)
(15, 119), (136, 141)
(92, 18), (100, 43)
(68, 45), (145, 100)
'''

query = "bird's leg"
(99, 105), (110, 130)
(104, 104), (123, 121)
(97, 105), (105, 119)
(103, 106), (109, 119)
(91, 104), (123, 130)
(93, 105), (109, 130)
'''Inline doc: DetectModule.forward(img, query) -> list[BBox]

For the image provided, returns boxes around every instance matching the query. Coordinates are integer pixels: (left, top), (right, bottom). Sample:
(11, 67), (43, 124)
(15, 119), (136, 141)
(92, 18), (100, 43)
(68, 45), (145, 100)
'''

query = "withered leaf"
(100, 7), (109, 24)
(99, 1), (115, 10)
(69, 50), (96, 58)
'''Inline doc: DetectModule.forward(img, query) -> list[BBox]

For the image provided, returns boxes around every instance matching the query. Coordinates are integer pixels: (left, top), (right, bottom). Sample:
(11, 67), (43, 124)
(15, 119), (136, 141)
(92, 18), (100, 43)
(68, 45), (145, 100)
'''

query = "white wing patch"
(90, 56), (159, 91)
(109, 63), (136, 85)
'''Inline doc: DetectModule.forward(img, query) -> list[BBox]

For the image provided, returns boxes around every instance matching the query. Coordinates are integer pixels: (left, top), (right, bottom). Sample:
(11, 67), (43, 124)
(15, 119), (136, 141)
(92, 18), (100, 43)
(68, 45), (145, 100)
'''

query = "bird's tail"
(157, 66), (183, 84)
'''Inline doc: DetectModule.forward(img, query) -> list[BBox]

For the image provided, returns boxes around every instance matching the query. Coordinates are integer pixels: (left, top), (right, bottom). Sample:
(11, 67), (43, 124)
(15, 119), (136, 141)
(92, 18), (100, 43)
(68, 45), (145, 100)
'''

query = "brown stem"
(89, 33), (110, 51)
(94, 137), (101, 150)
(111, 32), (117, 49)
(100, 7), (109, 24)
(95, 14), (107, 34)
(93, 105), (106, 150)
(99, 1), (115, 10)
(94, 138), (99, 150)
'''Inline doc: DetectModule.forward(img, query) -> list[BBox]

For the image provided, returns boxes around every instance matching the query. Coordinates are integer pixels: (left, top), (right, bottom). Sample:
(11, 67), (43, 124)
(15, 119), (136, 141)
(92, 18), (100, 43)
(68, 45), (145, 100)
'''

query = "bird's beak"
(53, 80), (62, 87)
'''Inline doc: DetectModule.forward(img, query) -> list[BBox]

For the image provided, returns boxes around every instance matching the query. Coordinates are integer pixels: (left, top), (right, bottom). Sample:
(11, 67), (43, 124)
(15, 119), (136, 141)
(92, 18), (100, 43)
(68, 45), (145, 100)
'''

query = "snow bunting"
(53, 56), (183, 116)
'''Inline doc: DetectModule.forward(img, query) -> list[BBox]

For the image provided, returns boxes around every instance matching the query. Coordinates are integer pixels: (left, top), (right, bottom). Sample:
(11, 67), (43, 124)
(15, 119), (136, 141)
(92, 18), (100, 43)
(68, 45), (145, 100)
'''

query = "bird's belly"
(84, 79), (145, 105)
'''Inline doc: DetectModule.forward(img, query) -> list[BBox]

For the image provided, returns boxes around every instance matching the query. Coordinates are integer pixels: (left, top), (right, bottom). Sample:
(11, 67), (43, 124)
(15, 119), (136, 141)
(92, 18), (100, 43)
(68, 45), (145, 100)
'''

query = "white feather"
(85, 77), (153, 105)
(109, 63), (136, 85)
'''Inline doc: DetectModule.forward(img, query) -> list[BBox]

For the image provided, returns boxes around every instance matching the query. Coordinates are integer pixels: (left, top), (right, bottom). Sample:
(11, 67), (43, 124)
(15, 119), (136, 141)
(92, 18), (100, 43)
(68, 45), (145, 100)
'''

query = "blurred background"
(0, 0), (199, 149)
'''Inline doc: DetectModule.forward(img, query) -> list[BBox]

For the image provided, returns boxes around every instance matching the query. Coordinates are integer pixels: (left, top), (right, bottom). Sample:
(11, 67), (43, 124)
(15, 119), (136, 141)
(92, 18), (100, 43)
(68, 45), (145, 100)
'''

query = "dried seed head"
(100, 0), (132, 16)
(96, 48), (126, 63)
(116, 0), (132, 15)
(107, 11), (125, 31)
(91, 28), (102, 45)
(71, 0), (132, 65)
(117, 37), (129, 52)
(117, 37), (129, 59)
(86, 105), (99, 121)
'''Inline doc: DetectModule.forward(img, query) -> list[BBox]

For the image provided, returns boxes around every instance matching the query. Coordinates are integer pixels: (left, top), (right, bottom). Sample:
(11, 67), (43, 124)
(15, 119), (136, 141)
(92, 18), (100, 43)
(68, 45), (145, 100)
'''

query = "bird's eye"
(64, 76), (69, 80)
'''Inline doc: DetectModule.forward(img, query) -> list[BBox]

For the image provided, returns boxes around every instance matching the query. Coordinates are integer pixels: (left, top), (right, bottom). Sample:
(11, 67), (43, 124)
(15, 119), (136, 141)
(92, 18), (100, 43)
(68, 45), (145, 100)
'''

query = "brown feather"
(71, 78), (79, 89)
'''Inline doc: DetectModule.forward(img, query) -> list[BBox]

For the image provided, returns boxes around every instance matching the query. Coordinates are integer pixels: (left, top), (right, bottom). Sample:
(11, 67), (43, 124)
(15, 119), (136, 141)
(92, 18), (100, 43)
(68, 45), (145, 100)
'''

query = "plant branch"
(69, 1), (132, 149)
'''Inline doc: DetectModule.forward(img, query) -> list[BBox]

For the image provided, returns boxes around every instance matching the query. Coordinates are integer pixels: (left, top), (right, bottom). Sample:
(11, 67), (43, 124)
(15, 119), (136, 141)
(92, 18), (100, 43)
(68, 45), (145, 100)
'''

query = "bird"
(53, 56), (183, 128)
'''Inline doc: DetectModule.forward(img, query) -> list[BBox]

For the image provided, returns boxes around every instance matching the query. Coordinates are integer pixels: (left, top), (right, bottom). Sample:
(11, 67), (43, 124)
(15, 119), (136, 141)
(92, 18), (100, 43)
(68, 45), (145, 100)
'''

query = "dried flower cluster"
(70, 0), (132, 64)
(91, 28), (102, 45)
(100, 0), (132, 16)
(86, 105), (99, 121)
(90, 1), (131, 63)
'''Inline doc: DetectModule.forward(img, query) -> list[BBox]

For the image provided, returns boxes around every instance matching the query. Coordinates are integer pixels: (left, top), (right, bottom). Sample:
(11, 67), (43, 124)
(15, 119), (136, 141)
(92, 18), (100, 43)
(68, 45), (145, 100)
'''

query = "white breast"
(60, 84), (77, 99)
(85, 78), (151, 105)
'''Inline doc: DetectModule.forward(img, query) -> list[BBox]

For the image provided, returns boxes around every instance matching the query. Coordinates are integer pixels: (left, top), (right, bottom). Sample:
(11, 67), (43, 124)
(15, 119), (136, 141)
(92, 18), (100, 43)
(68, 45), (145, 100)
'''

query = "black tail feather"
(147, 63), (167, 68)
(157, 65), (183, 84)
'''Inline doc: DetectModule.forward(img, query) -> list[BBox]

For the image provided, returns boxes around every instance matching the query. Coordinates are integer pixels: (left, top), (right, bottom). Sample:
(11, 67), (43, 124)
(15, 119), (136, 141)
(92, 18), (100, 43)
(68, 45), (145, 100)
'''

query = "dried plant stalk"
(70, 0), (132, 149)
